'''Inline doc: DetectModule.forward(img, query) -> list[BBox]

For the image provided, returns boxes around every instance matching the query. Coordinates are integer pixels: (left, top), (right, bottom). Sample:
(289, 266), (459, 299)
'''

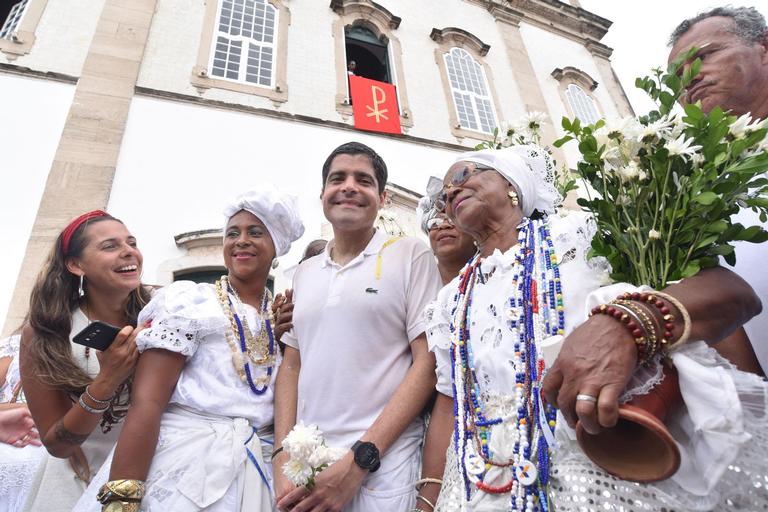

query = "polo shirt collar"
(321, 228), (389, 268)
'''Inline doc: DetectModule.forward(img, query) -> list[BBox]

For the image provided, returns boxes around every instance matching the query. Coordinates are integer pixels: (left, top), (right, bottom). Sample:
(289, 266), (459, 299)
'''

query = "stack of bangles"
(96, 479), (146, 512)
(590, 291), (692, 364)
(78, 385), (113, 414)
(411, 477), (443, 512)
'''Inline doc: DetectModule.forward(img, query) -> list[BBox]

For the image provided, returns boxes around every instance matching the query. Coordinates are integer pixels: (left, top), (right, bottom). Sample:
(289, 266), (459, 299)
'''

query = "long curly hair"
(26, 215), (152, 429)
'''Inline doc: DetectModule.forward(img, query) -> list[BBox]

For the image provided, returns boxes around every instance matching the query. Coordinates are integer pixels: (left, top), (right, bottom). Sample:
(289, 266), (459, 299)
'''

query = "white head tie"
(452, 145), (561, 216)
(223, 185), (305, 257)
(417, 176), (443, 234)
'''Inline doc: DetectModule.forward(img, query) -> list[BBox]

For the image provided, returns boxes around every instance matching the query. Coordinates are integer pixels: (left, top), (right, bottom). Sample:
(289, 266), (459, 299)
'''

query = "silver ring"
(576, 394), (598, 403)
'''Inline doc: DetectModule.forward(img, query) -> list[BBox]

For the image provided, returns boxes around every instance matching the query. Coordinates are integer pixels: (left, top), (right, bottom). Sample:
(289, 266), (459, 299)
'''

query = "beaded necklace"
(450, 218), (563, 511)
(215, 276), (276, 395)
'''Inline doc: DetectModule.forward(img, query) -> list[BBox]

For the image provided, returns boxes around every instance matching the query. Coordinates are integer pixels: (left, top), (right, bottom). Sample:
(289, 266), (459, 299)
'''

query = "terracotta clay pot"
(575, 362), (682, 482)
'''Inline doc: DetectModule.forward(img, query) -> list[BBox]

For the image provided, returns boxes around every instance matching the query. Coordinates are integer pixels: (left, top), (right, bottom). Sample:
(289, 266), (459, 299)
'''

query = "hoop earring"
(78, 275), (85, 297)
(271, 259), (279, 270)
(508, 190), (520, 207)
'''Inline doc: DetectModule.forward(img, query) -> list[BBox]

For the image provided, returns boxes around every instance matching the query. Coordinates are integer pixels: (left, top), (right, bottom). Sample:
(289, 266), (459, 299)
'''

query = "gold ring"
(576, 394), (598, 403)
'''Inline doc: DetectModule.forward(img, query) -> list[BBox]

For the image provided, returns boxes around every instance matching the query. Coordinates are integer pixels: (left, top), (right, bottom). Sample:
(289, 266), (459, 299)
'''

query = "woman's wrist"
(89, 376), (119, 400)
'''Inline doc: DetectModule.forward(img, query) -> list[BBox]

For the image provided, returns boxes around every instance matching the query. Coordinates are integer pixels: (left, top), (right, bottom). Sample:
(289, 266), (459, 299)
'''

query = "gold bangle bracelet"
(649, 291), (692, 350)
(416, 494), (436, 511)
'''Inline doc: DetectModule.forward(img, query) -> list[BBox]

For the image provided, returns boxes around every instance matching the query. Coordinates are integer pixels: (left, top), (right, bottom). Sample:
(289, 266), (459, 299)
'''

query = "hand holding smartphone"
(72, 321), (121, 351)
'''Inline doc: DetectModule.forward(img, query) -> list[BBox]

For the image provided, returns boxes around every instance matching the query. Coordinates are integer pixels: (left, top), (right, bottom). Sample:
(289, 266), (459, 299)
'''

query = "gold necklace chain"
(216, 277), (274, 386)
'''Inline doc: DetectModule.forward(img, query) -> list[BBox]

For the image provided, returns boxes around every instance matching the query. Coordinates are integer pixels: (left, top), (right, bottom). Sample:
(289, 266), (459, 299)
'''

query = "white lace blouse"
(426, 211), (609, 397)
(137, 281), (280, 428)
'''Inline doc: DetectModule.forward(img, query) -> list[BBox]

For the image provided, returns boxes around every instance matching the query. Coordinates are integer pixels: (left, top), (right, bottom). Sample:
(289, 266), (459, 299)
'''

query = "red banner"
(349, 75), (402, 135)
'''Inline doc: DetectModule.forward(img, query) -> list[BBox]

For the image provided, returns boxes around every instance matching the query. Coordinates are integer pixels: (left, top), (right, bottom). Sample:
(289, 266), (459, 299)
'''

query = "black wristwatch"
(351, 440), (381, 472)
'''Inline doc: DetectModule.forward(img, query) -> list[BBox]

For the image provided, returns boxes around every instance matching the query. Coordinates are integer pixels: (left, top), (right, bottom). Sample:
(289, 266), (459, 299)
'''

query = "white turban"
(223, 186), (305, 257)
(416, 176), (443, 234)
(452, 144), (562, 216)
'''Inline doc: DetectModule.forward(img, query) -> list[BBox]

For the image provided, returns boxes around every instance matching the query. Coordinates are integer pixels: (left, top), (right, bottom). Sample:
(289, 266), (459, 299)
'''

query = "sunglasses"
(426, 216), (454, 232)
(434, 164), (495, 212)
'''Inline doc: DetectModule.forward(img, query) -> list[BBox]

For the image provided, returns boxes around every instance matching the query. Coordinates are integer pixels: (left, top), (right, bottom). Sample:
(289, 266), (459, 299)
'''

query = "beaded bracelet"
(78, 394), (109, 414)
(618, 292), (678, 347)
(647, 291), (692, 349)
(614, 299), (662, 362)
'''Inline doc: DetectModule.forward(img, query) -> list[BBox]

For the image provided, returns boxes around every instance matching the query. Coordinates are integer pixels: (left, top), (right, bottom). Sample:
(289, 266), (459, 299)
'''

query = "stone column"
(3, 0), (157, 334)
(587, 40), (634, 117)
(489, 5), (567, 166)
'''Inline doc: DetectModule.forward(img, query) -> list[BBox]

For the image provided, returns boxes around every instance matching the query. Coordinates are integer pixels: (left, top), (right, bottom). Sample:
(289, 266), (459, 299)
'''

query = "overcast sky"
(578, 1), (768, 115)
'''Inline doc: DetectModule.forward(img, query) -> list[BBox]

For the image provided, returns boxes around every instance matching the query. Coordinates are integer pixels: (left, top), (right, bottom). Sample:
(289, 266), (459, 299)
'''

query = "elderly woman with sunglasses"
(418, 145), (768, 512)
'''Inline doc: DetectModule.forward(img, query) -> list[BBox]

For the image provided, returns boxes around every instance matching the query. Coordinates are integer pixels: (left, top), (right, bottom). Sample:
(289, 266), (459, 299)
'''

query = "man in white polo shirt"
(274, 142), (442, 512)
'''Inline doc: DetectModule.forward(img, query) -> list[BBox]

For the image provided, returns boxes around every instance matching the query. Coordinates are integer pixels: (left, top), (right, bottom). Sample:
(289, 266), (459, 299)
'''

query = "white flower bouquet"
(281, 422), (346, 489)
(555, 49), (768, 289)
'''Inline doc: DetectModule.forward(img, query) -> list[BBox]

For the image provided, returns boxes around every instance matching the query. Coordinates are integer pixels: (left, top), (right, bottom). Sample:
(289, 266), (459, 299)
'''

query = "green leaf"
(693, 191), (718, 205)
(554, 135), (573, 148)
(681, 260), (701, 278)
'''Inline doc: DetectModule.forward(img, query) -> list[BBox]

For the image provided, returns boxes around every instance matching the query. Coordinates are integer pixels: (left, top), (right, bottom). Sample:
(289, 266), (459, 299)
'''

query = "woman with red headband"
(19, 210), (152, 511)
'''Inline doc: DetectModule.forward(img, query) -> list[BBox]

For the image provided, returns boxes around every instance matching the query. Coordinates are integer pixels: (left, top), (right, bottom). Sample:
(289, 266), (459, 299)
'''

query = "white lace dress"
(74, 281), (279, 512)
(0, 334), (45, 512)
(426, 212), (768, 511)
(22, 310), (124, 512)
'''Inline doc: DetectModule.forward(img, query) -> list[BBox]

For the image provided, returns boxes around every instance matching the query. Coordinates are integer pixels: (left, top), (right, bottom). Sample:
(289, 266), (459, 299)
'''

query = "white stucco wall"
(0, 74), (75, 327)
(520, 22), (620, 168)
(0, 0), (104, 77)
(136, 0), (528, 146)
(107, 94), (460, 292)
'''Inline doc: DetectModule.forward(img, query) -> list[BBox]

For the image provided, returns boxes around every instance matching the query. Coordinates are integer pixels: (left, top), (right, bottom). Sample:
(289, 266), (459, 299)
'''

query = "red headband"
(61, 210), (110, 255)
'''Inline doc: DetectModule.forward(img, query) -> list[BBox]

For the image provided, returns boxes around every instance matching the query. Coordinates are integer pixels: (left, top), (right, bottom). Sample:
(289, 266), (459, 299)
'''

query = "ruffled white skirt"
(73, 405), (275, 512)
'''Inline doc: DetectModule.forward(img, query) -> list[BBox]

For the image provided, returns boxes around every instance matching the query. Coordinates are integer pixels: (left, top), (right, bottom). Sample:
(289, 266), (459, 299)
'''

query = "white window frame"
(0, 0), (29, 40)
(207, 0), (278, 89)
(565, 83), (600, 125)
(443, 47), (497, 135)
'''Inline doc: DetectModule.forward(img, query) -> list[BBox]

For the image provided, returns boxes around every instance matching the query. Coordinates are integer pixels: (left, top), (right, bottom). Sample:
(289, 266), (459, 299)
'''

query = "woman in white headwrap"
(74, 186), (304, 512)
(419, 145), (768, 511)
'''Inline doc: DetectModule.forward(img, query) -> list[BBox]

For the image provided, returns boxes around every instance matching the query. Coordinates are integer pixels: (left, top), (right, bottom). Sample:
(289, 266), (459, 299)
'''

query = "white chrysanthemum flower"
(690, 152), (705, 167)
(617, 161), (641, 182)
(308, 445), (347, 468)
(637, 118), (673, 143)
(617, 194), (631, 206)
(648, 229), (661, 240)
(665, 134), (703, 160)
(283, 458), (313, 486)
(523, 111), (548, 131)
(283, 422), (323, 460)
(730, 113), (753, 139)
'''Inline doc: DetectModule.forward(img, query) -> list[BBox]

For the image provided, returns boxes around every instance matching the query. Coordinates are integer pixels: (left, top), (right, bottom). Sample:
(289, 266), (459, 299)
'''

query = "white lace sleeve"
(0, 334), (20, 359)
(136, 281), (228, 357)
(425, 280), (460, 397)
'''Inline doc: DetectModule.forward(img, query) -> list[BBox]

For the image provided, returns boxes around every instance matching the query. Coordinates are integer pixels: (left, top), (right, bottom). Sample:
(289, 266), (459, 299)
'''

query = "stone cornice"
(430, 27), (491, 56)
(329, 0), (401, 29)
(551, 66), (598, 90)
(585, 40), (613, 59)
(468, 0), (614, 50)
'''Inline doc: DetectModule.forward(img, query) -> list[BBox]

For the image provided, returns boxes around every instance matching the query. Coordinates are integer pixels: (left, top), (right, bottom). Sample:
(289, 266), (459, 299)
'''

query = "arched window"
(444, 47), (497, 134)
(345, 25), (391, 84)
(0, 0), (48, 57)
(565, 83), (600, 124)
(209, 0), (277, 87)
(0, 0), (28, 40)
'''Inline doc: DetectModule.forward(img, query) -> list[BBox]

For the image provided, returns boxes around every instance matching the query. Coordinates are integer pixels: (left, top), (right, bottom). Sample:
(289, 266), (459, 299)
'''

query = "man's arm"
(543, 266), (762, 434)
(278, 335), (436, 512)
(274, 345), (301, 502)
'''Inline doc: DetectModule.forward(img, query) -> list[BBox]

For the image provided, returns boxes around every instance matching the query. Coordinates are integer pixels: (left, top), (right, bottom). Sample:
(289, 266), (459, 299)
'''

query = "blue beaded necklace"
(450, 218), (564, 511)
(229, 291), (275, 395)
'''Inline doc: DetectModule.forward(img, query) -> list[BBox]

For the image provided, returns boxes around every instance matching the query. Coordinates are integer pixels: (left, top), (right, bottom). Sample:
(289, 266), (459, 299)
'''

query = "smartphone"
(72, 321), (121, 351)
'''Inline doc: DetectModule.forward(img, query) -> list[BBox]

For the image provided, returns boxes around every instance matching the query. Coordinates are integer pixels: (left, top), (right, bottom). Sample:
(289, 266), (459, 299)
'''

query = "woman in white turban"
(418, 145), (768, 511)
(74, 186), (304, 512)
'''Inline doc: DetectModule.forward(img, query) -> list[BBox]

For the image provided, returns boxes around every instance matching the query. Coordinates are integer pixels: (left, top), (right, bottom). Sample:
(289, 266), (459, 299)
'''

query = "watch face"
(354, 442), (379, 469)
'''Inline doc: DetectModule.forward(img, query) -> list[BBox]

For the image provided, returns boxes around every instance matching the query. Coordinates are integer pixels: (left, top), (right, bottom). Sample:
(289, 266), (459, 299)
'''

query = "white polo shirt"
(283, 228), (441, 468)
(729, 205), (768, 371)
